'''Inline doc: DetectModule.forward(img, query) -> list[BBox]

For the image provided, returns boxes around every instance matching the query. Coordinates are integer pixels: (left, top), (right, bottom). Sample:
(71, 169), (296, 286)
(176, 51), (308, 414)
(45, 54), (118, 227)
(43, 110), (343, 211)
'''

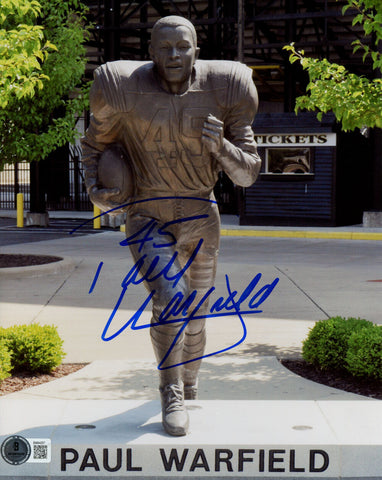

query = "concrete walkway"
(0, 213), (380, 398)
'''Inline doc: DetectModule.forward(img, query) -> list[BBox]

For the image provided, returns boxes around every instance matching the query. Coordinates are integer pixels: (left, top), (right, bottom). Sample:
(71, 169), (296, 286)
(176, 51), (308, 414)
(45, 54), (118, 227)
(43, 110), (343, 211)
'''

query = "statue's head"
(149, 16), (200, 94)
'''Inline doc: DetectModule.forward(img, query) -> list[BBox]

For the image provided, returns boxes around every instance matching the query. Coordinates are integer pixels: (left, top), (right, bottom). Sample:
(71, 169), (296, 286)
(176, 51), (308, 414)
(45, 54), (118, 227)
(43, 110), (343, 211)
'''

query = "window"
(266, 148), (311, 174)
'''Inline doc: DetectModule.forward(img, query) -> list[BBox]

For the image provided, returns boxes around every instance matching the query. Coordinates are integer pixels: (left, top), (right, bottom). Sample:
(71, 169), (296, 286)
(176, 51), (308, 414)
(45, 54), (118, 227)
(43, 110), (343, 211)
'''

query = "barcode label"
(27, 439), (51, 463)
(33, 444), (48, 459)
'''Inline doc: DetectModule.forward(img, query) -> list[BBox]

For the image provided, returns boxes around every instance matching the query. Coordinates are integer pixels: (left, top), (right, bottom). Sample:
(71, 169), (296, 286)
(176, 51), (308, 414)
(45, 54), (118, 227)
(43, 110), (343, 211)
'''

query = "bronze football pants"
(125, 195), (220, 388)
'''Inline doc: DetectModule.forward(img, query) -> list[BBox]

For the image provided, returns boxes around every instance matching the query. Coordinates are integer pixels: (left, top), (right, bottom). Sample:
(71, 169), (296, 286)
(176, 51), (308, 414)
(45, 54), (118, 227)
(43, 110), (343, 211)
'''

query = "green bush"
(346, 325), (382, 379)
(0, 324), (66, 373)
(0, 340), (12, 382)
(302, 316), (373, 370)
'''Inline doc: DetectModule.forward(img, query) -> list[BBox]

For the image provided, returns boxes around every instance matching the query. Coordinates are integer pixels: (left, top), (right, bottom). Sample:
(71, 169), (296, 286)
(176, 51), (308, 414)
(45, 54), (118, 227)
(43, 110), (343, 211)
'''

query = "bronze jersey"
(82, 59), (261, 196)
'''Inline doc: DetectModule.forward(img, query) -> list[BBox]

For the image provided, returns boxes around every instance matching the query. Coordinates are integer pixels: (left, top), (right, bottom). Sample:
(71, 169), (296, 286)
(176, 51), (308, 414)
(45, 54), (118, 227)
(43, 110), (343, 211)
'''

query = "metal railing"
(0, 145), (92, 211)
(0, 161), (31, 210)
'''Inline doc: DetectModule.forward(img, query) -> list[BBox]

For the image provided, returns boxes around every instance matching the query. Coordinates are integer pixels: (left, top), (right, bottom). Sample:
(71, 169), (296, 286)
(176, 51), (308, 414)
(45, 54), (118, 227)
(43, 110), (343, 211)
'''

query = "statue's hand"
(202, 114), (224, 154)
(89, 185), (122, 213)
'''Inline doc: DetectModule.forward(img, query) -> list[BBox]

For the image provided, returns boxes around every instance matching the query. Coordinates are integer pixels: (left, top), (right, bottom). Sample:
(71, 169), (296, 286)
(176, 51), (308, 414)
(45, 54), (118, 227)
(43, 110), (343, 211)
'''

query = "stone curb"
(0, 257), (76, 278)
(220, 228), (382, 241)
(119, 224), (382, 240)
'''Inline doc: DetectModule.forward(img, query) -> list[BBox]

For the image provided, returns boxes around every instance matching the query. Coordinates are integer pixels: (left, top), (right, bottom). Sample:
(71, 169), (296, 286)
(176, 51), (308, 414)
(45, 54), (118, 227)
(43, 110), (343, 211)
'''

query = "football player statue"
(81, 15), (261, 436)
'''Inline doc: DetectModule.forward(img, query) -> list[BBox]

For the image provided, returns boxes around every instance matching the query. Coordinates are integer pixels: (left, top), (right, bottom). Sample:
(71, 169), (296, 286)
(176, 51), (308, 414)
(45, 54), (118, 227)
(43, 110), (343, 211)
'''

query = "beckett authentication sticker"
(1, 435), (31, 465)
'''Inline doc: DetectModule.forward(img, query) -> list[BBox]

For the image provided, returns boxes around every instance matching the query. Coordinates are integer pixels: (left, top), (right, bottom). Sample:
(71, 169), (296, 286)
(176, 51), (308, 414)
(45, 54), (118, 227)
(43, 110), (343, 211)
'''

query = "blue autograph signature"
(84, 197), (279, 370)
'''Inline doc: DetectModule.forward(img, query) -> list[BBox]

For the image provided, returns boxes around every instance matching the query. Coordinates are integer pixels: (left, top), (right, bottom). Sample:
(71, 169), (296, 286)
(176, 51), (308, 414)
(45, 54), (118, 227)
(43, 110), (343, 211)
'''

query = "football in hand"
(97, 144), (134, 205)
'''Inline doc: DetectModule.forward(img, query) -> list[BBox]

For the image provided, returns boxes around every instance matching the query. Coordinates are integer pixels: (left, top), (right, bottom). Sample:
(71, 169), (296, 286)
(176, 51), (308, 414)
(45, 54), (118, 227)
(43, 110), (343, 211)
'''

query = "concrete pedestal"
(1, 399), (382, 479)
(363, 210), (382, 227)
(25, 212), (49, 227)
(101, 213), (125, 229)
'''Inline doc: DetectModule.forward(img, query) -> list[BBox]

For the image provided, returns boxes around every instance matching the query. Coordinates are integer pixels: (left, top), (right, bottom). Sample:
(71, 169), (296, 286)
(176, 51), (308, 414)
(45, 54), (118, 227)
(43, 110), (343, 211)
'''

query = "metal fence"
(0, 145), (92, 211)
(0, 161), (31, 210)
(66, 144), (92, 211)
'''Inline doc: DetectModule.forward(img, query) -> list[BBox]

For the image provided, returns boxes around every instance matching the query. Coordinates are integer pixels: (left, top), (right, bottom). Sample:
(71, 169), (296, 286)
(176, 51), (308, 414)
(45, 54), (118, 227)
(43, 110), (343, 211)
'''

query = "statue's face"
(150, 25), (199, 93)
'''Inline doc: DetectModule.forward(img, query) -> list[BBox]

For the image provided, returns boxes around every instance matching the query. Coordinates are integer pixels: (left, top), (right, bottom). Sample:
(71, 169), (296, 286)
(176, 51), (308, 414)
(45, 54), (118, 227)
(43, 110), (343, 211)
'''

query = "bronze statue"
(81, 15), (261, 436)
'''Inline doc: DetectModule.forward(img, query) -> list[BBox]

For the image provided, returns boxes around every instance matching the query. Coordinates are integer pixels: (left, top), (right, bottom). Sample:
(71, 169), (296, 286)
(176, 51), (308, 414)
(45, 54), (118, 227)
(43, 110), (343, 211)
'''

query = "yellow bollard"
(16, 193), (24, 228)
(93, 205), (101, 229)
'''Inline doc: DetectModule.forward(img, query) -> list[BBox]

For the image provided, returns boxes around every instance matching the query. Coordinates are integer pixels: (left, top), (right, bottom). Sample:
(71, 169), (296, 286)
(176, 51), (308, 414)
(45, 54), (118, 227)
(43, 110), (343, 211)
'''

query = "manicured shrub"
(302, 316), (373, 370)
(0, 324), (66, 373)
(346, 325), (382, 380)
(0, 340), (12, 382)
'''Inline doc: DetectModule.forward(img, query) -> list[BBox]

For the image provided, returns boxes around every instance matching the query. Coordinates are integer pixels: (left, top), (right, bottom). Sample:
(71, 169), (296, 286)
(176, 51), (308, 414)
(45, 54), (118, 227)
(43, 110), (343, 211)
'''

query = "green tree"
(284, 0), (382, 131)
(0, 0), (55, 108)
(0, 0), (90, 168)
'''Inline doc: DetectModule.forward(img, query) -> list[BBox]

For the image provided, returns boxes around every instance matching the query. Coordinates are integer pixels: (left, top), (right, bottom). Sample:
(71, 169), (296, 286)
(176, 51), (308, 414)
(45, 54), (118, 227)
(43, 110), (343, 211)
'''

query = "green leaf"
(0, 0), (90, 165)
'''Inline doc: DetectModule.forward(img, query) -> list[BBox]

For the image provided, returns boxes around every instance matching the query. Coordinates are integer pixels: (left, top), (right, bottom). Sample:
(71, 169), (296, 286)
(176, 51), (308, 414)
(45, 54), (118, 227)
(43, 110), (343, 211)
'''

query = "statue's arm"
(202, 70), (261, 187)
(81, 69), (122, 210)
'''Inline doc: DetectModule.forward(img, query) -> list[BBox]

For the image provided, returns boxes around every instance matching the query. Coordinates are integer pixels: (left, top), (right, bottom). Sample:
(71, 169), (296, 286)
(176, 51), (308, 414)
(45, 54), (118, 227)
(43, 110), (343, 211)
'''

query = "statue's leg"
(149, 266), (190, 436)
(177, 199), (220, 399)
(125, 209), (190, 435)
(179, 245), (218, 399)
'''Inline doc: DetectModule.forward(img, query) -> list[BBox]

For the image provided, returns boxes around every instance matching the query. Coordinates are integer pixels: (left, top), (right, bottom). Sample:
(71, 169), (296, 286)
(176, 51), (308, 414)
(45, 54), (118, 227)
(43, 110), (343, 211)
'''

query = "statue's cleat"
(184, 385), (198, 400)
(160, 382), (189, 436)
